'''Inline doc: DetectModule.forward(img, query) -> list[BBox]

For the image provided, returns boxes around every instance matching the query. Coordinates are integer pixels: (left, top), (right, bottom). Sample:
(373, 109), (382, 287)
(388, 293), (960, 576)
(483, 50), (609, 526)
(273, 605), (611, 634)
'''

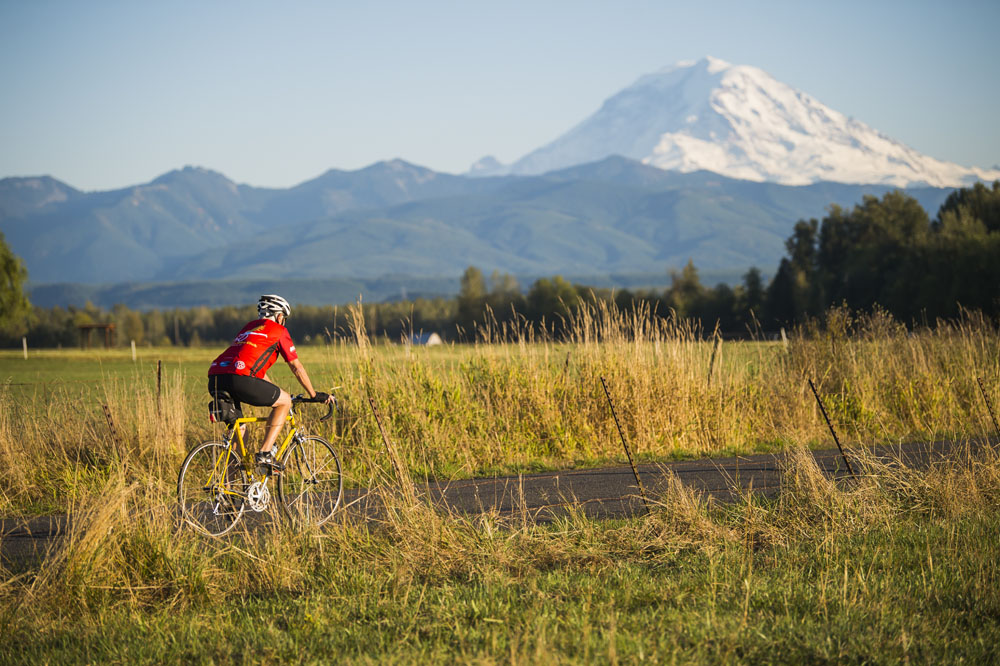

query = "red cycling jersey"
(208, 318), (298, 378)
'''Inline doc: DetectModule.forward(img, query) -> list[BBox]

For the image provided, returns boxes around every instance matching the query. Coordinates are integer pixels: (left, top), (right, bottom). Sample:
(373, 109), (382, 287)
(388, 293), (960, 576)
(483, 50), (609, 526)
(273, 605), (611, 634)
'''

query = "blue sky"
(1, 0), (997, 191)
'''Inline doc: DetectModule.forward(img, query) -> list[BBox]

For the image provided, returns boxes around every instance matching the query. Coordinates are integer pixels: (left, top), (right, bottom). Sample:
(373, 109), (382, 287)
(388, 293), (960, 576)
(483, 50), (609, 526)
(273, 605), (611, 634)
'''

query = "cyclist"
(208, 294), (331, 470)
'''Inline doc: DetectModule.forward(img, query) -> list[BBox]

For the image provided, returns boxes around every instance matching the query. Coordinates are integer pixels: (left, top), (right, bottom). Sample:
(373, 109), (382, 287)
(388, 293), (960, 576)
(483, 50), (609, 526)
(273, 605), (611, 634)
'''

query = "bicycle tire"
(177, 440), (248, 536)
(277, 435), (343, 527)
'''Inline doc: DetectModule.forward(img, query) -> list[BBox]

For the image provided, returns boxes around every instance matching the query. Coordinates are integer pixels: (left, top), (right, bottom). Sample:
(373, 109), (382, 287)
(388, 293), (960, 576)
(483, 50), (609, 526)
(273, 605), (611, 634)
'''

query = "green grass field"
(1, 307), (999, 662)
(3, 446), (999, 663)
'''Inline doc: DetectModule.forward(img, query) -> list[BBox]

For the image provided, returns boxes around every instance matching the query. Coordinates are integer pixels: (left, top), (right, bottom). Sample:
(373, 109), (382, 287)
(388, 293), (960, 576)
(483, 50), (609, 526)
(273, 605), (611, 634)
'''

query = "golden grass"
(3, 435), (999, 660)
(0, 303), (997, 518)
(10, 440), (990, 595)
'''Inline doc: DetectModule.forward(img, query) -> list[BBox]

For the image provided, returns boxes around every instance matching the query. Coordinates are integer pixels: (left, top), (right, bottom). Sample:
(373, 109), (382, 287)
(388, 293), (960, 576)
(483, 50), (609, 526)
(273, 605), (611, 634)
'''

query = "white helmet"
(257, 294), (291, 319)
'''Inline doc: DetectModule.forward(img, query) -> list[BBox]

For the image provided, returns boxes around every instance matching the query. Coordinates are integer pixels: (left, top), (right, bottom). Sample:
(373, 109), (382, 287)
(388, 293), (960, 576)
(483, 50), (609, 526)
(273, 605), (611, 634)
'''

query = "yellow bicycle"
(177, 393), (343, 536)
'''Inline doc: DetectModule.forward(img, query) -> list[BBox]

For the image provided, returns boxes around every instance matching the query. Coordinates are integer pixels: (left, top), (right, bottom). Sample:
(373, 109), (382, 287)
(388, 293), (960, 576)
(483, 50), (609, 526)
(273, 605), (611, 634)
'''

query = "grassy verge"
(2, 445), (999, 663)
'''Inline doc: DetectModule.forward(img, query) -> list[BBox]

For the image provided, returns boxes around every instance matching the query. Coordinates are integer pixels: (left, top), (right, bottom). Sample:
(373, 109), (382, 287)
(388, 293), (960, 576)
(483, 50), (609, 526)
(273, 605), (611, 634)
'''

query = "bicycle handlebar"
(292, 391), (337, 422)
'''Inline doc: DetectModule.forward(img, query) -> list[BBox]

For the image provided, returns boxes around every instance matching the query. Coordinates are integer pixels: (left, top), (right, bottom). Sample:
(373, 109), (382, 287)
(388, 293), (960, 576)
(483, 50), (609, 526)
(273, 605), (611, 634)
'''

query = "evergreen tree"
(740, 267), (766, 319)
(456, 266), (487, 337)
(665, 260), (703, 318)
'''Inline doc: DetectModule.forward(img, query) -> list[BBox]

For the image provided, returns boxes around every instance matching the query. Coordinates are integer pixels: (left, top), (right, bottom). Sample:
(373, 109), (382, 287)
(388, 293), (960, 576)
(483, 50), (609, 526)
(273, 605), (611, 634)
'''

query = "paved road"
(1, 439), (988, 567)
(417, 439), (977, 521)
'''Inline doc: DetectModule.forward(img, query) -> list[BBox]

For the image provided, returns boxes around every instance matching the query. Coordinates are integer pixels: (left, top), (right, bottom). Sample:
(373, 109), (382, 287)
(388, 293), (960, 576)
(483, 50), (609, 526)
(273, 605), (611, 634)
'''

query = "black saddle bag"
(208, 391), (240, 425)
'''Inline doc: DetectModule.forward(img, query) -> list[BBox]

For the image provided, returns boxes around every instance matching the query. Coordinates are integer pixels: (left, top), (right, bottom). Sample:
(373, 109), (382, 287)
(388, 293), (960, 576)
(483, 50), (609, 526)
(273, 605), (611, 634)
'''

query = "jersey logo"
(235, 360), (246, 370)
(234, 325), (269, 344)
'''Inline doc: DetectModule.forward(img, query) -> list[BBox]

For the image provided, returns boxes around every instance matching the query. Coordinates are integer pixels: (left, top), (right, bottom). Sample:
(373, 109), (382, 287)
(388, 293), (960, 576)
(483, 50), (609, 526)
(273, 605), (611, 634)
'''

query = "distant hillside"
(3, 157), (956, 309)
(28, 276), (460, 310)
(28, 269), (750, 310)
(0, 176), (83, 218)
(169, 157), (955, 281)
(250, 160), (516, 224)
(0, 161), (513, 284)
(1, 168), (267, 283)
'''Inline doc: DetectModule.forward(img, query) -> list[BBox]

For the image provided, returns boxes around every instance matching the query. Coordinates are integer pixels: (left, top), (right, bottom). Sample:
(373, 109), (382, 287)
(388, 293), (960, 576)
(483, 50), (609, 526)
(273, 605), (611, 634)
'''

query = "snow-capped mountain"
(480, 57), (1000, 187)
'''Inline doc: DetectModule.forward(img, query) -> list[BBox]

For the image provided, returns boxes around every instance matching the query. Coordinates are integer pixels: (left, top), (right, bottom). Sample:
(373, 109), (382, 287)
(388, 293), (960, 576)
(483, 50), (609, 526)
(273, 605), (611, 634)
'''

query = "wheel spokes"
(179, 442), (248, 536)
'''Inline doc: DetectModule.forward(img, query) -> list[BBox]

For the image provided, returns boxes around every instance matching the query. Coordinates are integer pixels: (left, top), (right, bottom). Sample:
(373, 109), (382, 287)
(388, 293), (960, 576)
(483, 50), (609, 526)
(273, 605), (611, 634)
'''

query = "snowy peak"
(498, 57), (1000, 187)
(468, 155), (505, 177)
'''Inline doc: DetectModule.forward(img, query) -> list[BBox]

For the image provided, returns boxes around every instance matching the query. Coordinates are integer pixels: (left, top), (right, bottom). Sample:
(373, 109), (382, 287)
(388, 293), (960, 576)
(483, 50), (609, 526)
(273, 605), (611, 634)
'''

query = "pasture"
(1, 306), (999, 662)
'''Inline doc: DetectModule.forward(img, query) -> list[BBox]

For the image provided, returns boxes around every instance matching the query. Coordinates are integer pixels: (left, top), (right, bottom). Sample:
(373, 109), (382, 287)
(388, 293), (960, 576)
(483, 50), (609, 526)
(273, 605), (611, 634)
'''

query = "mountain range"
(2, 158), (953, 296)
(2, 56), (992, 308)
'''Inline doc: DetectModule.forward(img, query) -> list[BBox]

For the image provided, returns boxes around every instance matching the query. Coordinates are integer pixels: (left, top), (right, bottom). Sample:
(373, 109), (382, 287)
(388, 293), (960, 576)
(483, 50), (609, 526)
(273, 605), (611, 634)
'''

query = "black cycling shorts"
(208, 374), (281, 418)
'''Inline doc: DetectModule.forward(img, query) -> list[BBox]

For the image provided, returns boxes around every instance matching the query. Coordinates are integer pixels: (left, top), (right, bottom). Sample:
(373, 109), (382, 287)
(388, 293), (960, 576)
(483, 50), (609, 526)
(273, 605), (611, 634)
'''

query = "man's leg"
(259, 389), (292, 454)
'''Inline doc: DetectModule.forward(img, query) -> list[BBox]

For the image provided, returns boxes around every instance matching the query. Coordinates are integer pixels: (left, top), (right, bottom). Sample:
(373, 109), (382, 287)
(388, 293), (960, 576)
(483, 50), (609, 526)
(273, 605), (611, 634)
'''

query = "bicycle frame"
(210, 408), (303, 498)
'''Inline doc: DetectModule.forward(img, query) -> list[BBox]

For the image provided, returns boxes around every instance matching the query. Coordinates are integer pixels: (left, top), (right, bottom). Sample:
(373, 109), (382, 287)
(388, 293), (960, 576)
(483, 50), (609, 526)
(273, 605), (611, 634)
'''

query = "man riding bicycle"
(208, 294), (332, 470)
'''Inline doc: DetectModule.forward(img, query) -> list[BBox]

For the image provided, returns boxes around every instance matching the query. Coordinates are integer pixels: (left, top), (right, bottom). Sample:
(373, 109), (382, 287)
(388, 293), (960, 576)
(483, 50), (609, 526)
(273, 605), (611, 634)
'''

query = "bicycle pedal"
(254, 452), (284, 472)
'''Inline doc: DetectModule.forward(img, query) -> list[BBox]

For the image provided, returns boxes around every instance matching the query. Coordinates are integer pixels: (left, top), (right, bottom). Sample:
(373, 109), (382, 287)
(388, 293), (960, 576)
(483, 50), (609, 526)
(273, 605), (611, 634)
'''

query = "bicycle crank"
(247, 480), (271, 512)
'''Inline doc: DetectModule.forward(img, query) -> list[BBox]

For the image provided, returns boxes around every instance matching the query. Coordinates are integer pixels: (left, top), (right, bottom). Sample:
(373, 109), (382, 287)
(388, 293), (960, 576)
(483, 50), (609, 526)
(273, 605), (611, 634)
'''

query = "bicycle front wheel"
(277, 435), (343, 527)
(177, 440), (248, 536)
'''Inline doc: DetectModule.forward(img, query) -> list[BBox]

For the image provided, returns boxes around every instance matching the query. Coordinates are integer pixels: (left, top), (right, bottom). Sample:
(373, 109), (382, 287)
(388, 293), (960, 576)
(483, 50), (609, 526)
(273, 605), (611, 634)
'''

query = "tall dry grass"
(0, 366), (188, 515)
(3, 302), (998, 660)
(1, 303), (998, 516)
(2, 429), (999, 662)
(328, 302), (999, 485)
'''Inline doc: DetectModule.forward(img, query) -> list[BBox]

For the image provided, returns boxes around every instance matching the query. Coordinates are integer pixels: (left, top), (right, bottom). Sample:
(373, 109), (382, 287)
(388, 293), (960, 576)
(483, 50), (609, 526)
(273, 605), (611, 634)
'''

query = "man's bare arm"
(287, 358), (324, 400)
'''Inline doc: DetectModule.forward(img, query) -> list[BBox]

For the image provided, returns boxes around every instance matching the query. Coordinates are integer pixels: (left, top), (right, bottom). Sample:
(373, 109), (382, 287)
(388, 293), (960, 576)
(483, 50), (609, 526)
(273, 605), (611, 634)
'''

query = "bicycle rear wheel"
(277, 435), (343, 526)
(177, 440), (248, 536)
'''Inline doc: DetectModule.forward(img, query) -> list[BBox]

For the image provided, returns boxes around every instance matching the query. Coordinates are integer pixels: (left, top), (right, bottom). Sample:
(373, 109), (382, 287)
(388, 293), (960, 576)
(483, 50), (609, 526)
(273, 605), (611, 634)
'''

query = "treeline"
(0, 267), (765, 347)
(448, 181), (1000, 336)
(766, 181), (1000, 323)
(4, 300), (461, 348)
(3, 182), (997, 347)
